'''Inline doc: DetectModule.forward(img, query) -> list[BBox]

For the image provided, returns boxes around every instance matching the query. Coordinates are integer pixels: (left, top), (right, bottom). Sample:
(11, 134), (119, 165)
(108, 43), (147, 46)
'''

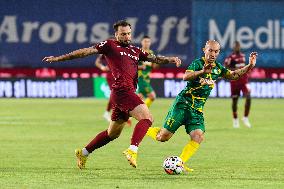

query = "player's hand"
(138, 64), (146, 70)
(202, 63), (212, 74)
(100, 65), (110, 72)
(42, 56), (58, 63)
(249, 52), (258, 67)
(169, 57), (181, 67)
(141, 64), (146, 70)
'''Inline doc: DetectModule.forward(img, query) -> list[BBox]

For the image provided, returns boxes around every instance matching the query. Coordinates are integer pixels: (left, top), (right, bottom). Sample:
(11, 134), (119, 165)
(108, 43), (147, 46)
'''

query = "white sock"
(105, 111), (110, 114)
(82, 148), (89, 156)
(129, 145), (138, 153)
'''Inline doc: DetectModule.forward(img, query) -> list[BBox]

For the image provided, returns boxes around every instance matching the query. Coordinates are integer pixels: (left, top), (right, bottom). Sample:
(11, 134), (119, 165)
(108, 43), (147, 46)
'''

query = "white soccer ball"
(162, 156), (184, 175)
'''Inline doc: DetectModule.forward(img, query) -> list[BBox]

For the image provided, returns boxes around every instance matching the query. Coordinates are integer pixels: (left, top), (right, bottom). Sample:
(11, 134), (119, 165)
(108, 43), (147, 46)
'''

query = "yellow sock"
(145, 98), (153, 107)
(146, 127), (160, 141)
(179, 140), (200, 163)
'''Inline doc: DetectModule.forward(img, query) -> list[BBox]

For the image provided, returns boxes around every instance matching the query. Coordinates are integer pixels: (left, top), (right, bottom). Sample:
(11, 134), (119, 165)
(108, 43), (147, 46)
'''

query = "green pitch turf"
(0, 98), (283, 189)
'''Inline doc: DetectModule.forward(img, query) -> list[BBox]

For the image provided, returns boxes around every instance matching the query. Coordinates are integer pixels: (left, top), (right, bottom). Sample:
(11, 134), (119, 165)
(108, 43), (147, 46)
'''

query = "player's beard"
(119, 39), (131, 46)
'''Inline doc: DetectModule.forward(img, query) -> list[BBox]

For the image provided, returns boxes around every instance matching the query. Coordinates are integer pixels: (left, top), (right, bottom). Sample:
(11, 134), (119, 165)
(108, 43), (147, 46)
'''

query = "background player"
(42, 20), (181, 169)
(137, 36), (157, 107)
(224, 41), (252, 128)
(95, 54), (113, 122)
(147, 40), (258, 172)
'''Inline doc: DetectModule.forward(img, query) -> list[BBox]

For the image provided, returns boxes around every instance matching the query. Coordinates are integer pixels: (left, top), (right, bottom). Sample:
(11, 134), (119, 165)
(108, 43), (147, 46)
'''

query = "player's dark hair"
(113, 20), (131, 31)
(142, 35), (150, 39)
(234, 41), (240, 45)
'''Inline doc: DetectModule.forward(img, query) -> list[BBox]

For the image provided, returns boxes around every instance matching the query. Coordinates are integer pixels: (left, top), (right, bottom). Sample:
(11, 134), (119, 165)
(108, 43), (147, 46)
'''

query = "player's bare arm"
(224, 52), (258, 80)
(146, 54), (181, 67)
(42, 47), (98, 63)
(95, 54), (109, 72)
(183, 63), (212, 81)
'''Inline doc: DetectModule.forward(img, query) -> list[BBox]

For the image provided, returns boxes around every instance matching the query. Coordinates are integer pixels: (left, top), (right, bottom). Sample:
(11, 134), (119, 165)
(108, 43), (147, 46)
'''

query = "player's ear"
(202, 48), (205, 52)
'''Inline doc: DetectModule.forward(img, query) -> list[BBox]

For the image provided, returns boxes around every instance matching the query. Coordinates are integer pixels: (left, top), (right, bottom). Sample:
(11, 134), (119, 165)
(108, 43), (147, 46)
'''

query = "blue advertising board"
(0, 0), (192, 68)
(192, 0), (284, 68)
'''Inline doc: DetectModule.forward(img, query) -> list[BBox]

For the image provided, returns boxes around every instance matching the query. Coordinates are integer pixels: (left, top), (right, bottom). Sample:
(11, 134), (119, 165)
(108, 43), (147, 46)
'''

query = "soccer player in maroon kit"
(224, 41), (252, 128)
(42, 20), (181, 169)
(95, 54), (132, 126)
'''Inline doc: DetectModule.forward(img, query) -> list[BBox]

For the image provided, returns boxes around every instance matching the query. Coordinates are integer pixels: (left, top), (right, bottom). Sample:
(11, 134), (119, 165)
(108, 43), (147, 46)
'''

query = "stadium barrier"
(0, 78), (93, 98)
(1, 78), (283, 98)
(152, 79), (284, 98)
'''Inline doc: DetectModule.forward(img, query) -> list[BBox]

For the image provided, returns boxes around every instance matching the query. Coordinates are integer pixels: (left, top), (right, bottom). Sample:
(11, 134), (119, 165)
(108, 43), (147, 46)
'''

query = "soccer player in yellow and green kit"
(137, 36), (157, 107)
(147, 40), (258, 172)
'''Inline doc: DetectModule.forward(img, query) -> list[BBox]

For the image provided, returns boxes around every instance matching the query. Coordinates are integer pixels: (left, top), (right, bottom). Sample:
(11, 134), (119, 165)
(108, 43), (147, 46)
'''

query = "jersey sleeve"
(217, 62), (230, 77)
(186, 60), (202, 72)
(94, 40), (111, 54)
(138, 49), (149, 61)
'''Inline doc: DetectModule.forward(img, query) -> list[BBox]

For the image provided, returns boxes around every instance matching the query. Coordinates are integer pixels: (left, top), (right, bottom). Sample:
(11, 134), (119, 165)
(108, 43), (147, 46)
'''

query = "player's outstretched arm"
(42, 47), (99, 63)
(183, 63), (212, 81)
(223, 52), (258, 80)
(146, 54), (181, 67)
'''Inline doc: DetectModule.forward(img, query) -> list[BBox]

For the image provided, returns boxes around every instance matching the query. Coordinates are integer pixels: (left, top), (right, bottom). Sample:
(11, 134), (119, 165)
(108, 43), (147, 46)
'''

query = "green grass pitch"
(0, 98), (283, 189)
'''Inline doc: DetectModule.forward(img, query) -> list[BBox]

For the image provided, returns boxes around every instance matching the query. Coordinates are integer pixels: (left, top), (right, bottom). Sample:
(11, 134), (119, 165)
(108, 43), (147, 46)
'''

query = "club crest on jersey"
(213, 68), (221, 74)
(119, 52), (139, 61)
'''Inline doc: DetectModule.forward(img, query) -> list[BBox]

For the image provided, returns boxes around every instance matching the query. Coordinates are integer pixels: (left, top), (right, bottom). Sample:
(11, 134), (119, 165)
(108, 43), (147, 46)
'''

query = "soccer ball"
(162, 156), (184, 175)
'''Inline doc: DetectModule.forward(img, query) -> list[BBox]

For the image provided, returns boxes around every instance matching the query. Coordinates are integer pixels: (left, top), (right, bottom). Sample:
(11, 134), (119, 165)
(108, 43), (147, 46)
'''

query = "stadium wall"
(0, 78), (283, 98)
(1, 0), (284, 68)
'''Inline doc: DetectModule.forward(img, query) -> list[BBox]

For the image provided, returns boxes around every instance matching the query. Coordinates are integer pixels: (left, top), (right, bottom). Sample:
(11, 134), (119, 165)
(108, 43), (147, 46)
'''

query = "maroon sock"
(244, 98), (251, 117)
(232, 98), (238, 119)
(85, 130), (113, 153)
(131, 119), (152, 146)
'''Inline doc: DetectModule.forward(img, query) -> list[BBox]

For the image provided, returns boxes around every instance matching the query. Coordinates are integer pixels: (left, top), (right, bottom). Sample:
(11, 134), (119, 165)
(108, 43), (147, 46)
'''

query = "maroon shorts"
(230, 82), (250, 97)
(110, 89), (144, 121)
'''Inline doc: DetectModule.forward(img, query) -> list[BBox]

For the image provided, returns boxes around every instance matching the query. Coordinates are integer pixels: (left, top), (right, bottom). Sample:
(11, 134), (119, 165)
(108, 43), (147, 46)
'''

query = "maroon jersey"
(224, 52), (248, 84)
(100, 55), (115, 90)
(95, 39), (149, 91)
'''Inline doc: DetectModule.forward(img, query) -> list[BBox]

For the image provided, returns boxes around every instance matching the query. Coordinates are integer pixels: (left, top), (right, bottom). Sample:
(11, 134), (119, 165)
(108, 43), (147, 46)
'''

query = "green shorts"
(163, 101), (205, 134)
(137, 77), (154, 97)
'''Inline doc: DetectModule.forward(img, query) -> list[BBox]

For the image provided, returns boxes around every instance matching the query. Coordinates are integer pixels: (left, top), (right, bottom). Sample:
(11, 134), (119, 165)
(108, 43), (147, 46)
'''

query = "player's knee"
(149, 96), (155, 101)
(108, 131), (121, 139)
(159, 138), (169, 142)
(190, 131), (204, 143)
(107, 128), (122, 139)
(157, 135), (170, 142)
(246, 94), (251, 99)
(156, 132), (171, 142)
(141, 114), (154, 123)
(192, 135), (204, 143)
(232, 96), (238, 101)
(149, 114), (154, 123)
(149, 94), (156, 101)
